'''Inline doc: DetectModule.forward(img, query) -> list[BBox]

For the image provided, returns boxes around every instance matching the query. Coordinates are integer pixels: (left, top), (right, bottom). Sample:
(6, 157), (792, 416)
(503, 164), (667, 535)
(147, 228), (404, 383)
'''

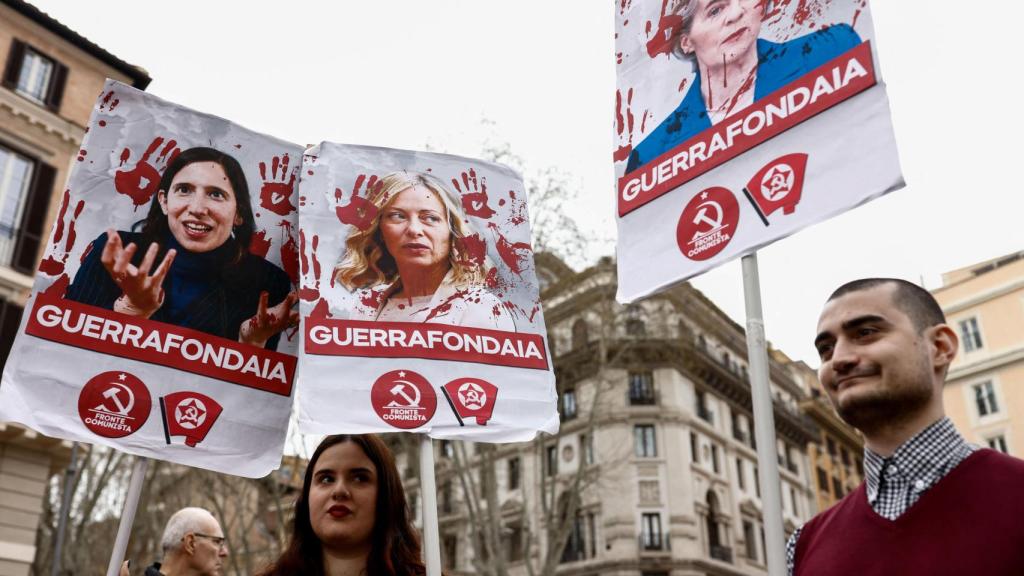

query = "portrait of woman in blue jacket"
(626, 0), (862, 173)
(66, 147), (297, 350)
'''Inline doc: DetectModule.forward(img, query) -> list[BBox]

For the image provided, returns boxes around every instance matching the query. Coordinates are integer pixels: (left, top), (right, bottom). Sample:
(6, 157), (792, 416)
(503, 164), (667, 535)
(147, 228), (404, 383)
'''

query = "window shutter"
(46, 60), (68, 111)
(2, 39), (26, 88)
(0, 299), (25, 368)
(12, 161), (56, 275)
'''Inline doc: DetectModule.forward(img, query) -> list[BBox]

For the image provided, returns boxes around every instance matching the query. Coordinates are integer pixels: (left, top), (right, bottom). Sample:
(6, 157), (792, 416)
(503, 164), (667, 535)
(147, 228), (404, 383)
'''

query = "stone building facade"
(401, 255), (822, 575)
(0, 2), (148, 574)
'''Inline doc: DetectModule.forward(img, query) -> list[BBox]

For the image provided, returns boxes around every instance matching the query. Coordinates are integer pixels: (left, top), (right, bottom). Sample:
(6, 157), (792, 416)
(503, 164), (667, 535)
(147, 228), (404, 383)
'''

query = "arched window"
(571, 318), (589, 350)
(706, 490), (722, 549)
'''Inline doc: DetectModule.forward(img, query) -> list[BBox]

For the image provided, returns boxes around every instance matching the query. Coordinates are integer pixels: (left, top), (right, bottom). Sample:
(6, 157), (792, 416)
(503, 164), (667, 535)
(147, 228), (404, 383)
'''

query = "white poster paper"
(297, 143), (558, 442)
(615, 0), (904, 301)
(0, 80), (302, 477)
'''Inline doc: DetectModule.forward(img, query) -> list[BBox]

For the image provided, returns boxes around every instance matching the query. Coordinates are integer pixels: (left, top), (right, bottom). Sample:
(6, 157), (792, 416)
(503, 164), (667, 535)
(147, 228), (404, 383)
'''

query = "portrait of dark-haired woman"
(66, 146), (297, 350)
(256, 434), (429, 576)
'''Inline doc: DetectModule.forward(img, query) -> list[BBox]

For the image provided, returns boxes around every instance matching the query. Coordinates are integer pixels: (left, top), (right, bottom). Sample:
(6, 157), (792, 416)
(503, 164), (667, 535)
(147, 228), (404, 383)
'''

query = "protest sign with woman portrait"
(0, 80), (303, 477)
(297, 143), (557, 442)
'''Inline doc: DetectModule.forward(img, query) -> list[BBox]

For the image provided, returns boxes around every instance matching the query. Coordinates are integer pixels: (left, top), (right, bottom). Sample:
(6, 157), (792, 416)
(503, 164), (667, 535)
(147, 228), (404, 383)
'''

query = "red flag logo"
(442, 378), (498, 426)
(743, 153), (808, 225)
(160, 391), (223, 447)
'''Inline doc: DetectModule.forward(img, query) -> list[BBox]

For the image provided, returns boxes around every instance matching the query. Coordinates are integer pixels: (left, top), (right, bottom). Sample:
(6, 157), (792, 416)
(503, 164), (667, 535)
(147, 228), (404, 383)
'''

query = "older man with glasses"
(141, 507), (228, 576)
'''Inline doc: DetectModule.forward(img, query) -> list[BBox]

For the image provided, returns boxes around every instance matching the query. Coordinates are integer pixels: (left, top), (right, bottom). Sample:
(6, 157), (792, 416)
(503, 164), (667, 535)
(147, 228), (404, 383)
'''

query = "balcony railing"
(710, 545), (733, 563)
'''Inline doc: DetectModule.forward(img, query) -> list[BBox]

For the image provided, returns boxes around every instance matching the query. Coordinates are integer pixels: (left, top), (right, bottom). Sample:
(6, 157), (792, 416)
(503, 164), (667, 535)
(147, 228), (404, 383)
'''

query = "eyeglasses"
(191, 533), (228, 549)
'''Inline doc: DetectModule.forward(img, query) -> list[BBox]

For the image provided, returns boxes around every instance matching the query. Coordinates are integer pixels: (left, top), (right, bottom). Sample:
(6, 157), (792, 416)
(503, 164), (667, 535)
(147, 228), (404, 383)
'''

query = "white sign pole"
(742, 253), (786, 576)
(418, 435), (442, 576)
(105, 456), (149, 576)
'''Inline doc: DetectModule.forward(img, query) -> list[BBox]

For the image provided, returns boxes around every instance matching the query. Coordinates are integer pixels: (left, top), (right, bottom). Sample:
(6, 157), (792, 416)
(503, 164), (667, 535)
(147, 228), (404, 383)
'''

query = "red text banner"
(618, 41), (877, 216)
(304, 318), (549, 370)
(25, 297), (295, 396)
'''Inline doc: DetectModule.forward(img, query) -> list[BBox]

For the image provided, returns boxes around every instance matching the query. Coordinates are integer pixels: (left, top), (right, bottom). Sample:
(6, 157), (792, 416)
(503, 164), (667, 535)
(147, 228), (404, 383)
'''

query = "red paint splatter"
(488, 223), (533, 276)
(309, 298), (332, 318)
(40, 274), (70, 299)
(280, 221), (300, 285)
(424, 288), (473, 323)
(114, 137), (180, 208)
(98, 120), (107, 127)
(360, 289), (383, 311)
(618, 0), (632, 16)
(458, 233), (488, 269)
(335, 174), (380, 231)
(678, 78), (689, 93)
(66, 199), (84, 253)
(452, 168), (495, 219)
(249, 229), (271, 257)
(613, 88), (636, 163)
(98, 91), (119, 112)
(258, 154), (297, 216)
(485, 267), (499, 289)
(52, 189), (70, 246)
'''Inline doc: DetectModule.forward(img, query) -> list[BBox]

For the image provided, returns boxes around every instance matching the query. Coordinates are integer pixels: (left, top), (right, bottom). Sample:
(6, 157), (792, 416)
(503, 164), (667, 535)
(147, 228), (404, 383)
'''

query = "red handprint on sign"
(38, 189), (85, 276)
(451, 168), (495, 219)
(258, 154), (297, 216)
(614, 88), (637, 163)
(114, 137), (180, 208)
(335, 174), (380, 231)
(297, 227), (322, 302)
(644, 0), (683, 58)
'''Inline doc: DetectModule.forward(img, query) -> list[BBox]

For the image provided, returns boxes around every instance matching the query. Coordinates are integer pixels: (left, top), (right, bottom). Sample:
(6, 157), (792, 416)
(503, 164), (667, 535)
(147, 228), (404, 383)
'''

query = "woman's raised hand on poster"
(102, 229), (176, 318)
(239, 290), (299, 348)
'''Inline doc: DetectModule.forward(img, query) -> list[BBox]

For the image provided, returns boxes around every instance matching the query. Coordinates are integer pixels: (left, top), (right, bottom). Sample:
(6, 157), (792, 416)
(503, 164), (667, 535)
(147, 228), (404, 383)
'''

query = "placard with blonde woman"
(334, 170), (515, 331)
(296, 143), (558, 442)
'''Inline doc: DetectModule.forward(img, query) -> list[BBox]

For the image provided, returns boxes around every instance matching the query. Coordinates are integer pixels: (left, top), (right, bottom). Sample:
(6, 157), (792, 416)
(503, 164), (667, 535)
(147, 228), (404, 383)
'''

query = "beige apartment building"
(0, 1), (149, 574)
(933, 251), (1024, 457)
(399, 254), (821, 576)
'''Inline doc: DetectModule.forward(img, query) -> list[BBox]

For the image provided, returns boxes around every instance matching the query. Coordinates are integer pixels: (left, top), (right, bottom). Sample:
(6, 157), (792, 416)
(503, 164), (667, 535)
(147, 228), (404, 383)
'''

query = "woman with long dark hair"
(257, 434), (427, 576)
(66, 146), (296, 350)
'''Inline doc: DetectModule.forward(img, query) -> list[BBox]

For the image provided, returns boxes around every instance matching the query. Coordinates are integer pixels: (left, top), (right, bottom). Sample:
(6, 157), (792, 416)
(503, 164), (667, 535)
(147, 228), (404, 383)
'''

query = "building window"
(571, 318), (589, 350)
(506, 522), (524, 562)
(959, 317), (983, 352)
(561, 388), (577, 420)
(690, 432), (699, 463)
(973, 381), (999, 417)
(696, 390), (713, 424)
(743, 520), (758, 562)
(832, 477), (843, 498)
(634, 425), (657, 458)
(3, 40), (67, 110)
(817, 467), (829, 492)
(629, 371), (656, 405)
(711, 444), (720, 474)
(731, 412), (747, 443)
(0, 145), (33, 268)
(0, 299), (24, 367)
(641, 513), (663, 550)
(706, 491), (731, 562)
(440, 440), (454, 459)
(442, 534), (458, 568)
(736, 458), (745, 490)
(987, 435), (1008, 453)
(790, 487), (799, 517)
(545, 445), (558, 477)
(580, 433), (595, 466)
(754, 466), (760, 497)
(507, 457), (520, 490)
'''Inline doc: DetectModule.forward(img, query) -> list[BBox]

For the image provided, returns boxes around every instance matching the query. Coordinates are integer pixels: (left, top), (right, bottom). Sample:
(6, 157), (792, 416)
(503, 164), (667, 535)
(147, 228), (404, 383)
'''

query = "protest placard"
(297, 143), (558, 441)
(0, 80), (301, 478)
(615, 0), (903, 300)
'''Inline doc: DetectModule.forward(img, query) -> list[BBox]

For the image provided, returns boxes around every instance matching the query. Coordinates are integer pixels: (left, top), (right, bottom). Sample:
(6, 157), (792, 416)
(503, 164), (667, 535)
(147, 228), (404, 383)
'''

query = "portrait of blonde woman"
(334, 171), (516, 331)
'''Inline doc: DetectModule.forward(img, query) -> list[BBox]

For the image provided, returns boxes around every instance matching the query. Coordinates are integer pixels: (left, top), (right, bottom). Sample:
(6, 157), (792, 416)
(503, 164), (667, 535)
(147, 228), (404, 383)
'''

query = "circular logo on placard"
(761, 163), (795, 201)
(676, 186), (740, 261)
(457, 381), (488, 411)
(174, 397), (208, 430)
(78, 371), (151, 438)
(370, 370), (437, 429)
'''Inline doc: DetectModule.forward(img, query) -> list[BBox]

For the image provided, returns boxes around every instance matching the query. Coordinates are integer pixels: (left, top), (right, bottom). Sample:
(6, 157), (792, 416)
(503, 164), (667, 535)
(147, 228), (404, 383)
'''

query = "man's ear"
(182, 533), (196, 555)
(929, 324), (958, 371)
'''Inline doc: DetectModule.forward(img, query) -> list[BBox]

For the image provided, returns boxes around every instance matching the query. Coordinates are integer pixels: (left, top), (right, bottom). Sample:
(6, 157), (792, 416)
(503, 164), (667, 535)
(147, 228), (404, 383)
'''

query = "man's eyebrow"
(814, 314), (888, 348)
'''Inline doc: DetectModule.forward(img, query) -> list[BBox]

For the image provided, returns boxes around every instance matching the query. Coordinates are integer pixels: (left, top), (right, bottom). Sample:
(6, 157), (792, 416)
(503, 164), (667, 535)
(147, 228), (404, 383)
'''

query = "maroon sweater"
(795, 449), (1024, 576)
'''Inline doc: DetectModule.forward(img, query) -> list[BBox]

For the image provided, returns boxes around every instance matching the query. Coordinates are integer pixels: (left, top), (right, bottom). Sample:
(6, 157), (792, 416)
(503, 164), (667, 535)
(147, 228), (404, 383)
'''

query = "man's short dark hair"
(828, 278), (946, 332)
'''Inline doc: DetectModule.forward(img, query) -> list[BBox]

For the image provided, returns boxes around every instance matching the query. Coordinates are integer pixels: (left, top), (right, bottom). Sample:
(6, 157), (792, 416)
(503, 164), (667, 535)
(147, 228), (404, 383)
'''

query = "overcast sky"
(30, 0), (1024, 368)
